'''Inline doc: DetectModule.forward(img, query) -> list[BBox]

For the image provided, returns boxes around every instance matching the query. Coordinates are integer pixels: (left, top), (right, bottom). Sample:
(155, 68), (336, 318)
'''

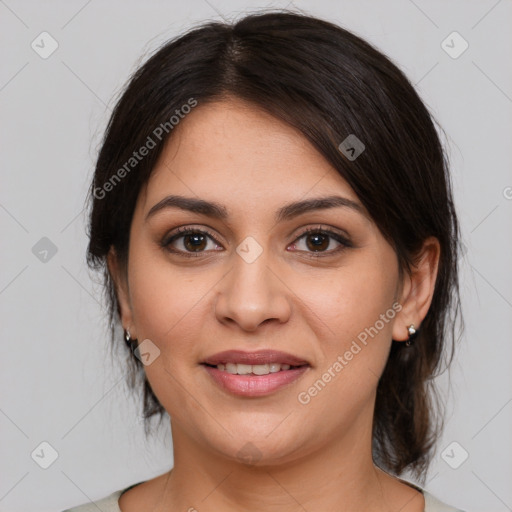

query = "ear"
(392, 236), (441, 342)
(107, 247), (136, 339)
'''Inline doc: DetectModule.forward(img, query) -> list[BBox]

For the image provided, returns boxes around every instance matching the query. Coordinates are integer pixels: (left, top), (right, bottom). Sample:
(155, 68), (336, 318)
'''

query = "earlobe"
(392, 237), (440, 342)
(107, 247), (135, 335)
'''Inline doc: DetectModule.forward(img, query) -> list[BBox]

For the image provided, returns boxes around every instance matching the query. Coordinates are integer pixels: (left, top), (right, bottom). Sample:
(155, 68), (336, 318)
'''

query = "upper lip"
(201, 350), (309, 367)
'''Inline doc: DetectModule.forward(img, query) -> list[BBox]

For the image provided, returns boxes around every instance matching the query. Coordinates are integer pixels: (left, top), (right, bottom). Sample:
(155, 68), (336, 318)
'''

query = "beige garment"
(62, 480), (465, 512)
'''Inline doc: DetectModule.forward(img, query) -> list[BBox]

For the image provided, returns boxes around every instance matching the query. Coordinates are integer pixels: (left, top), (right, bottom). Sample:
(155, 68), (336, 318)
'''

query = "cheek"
(299, 252), (399, 349)
(294, 251), (399, 410)
(127, 245), (210, 358)
(126, 249), (213, 426)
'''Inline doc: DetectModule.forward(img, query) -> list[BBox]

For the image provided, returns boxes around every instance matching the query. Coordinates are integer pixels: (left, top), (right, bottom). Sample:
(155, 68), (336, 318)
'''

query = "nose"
(214, 248), (292, 332)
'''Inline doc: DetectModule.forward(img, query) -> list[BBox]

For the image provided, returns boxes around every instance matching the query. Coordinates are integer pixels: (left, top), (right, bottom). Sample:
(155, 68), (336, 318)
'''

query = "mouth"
(200, 350), (310, 397)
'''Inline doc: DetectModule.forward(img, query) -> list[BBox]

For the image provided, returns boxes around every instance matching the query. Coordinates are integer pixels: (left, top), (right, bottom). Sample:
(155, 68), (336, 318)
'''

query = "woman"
(65, 10), (464, 512)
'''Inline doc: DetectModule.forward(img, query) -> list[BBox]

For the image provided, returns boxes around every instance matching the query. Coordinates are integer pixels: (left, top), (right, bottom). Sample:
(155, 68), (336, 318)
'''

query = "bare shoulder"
(118, 472), (170, 512)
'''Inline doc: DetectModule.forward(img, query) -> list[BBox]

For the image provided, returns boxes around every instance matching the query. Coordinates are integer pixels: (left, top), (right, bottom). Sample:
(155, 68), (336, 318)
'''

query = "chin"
(199, 427), (311, 468)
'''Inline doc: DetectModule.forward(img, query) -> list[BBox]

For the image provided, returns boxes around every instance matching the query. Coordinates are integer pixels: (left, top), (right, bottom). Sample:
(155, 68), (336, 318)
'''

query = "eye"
(162, 227), (223, 256)
(161, 225), (352, 258)
(288, 227), (352, 256)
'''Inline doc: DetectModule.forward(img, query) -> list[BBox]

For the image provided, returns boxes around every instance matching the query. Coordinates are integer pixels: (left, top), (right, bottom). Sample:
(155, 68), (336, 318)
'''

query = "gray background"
(1, 1), (511, 511)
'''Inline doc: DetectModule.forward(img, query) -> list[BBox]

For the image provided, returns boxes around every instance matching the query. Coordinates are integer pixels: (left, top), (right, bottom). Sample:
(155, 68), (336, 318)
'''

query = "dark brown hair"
(86, 10), (462, 482)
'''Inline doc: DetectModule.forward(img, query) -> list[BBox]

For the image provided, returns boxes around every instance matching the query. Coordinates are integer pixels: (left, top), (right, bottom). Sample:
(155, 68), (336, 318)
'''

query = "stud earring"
(405, 324), (417, 347)
(124, 329), (133, 348)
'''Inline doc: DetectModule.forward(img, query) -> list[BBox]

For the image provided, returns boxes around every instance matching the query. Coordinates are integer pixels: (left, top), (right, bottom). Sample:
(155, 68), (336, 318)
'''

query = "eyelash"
(161, 225), (352, 259)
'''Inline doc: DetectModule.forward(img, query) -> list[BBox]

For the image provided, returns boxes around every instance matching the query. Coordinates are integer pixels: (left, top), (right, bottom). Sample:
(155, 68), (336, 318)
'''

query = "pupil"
(185, 233), (206, 251)
(307, 233), (328, 251)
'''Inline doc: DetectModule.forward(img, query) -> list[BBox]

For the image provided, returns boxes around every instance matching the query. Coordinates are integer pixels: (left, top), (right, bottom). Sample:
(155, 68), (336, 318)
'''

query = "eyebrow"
(145, 194), (366, 223)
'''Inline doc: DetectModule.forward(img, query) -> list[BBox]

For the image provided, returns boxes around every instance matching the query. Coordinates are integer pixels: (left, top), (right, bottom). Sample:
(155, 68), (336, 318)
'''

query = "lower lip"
(202, 365), (309, 397)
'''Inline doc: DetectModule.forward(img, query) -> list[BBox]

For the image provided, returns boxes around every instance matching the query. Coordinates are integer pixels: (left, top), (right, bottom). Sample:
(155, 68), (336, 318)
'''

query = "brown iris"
(183, 233), (207, 252)
(305, 232), (330, 252)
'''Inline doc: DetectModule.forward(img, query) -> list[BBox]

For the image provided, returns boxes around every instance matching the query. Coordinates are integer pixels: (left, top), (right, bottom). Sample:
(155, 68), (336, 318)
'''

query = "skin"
(108, 97), (440, 512)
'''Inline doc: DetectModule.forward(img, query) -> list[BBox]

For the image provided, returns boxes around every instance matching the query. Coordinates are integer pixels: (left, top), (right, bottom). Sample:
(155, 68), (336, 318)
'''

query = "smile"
(200, 350), (310, 397)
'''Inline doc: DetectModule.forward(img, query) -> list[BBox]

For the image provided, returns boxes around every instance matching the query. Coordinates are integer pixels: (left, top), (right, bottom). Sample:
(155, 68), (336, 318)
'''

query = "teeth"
(253, 364), (270, 375)
(216, 362), (295, 375)
(225, 363), (237, 374)
(269, 363), (281, 373)
(237, 364), (252, 375)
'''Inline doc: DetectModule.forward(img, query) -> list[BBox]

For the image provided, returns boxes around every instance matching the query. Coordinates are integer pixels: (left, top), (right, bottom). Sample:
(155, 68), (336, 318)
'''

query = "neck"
(156, 412), (418, 512)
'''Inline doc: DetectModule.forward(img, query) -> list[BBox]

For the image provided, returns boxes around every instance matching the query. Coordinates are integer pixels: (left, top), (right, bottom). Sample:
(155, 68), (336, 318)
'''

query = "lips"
(200, 350), (310, 397)
(201, 349), (309, 367)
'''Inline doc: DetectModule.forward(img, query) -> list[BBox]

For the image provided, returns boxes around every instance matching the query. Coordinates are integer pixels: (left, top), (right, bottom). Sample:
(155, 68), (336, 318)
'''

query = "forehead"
(138, 98), (360, 216)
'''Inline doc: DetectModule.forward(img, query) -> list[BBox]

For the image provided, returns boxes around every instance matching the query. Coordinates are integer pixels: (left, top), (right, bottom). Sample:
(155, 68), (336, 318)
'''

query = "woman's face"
(113, 97), (411, 465)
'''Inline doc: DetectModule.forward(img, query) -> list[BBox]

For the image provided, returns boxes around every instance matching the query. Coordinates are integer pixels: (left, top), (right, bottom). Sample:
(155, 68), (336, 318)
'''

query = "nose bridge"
(214, 237), (291, 330)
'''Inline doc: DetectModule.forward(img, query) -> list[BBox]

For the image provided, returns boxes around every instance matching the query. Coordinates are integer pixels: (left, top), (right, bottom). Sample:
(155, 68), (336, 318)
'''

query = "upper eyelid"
(298, 225), (350, 239)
